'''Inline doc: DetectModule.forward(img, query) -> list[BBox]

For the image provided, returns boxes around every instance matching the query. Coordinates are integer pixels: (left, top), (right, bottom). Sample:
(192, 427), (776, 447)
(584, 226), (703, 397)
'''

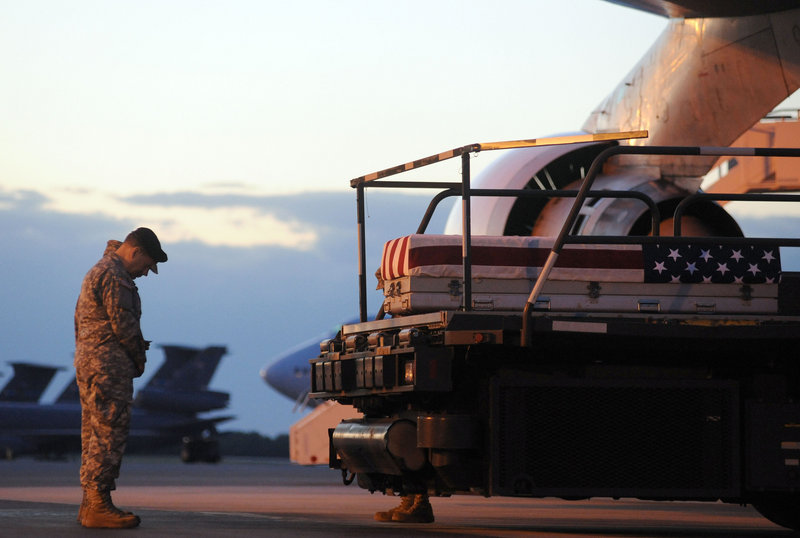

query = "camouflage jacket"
(74, 240), (147, 377)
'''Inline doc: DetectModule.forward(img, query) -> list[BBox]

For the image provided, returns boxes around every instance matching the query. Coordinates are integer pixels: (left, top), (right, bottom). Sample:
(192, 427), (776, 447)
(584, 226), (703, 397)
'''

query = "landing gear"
(180, 430), (221, 463)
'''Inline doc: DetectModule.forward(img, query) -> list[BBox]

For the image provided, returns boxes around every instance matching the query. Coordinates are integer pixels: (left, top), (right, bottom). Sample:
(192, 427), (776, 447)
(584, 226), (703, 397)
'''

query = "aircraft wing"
(605, 0), (800, 18)
(3, 428), (81, 437)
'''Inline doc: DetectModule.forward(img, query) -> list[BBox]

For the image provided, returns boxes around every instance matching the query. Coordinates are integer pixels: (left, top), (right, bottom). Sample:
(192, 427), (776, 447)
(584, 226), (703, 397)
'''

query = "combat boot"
(374, 494), (415, 522)
(80, 489), (140, 528)
(79, 488), (133, 522)
(391, 493), (434, 523)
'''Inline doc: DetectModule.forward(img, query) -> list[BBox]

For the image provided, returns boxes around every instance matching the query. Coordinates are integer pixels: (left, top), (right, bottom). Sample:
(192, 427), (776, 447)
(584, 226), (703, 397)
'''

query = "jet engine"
(444, 138), (743, 238)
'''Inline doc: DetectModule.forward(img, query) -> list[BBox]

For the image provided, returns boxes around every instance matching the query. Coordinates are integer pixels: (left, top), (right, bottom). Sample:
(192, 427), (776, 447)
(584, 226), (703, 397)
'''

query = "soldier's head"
(117, 227), (168, 278)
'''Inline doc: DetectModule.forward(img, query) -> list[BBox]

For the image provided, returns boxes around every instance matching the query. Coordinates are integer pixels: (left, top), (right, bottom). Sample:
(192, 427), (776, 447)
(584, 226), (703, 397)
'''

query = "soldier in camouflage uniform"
(74, 227), (167, 529)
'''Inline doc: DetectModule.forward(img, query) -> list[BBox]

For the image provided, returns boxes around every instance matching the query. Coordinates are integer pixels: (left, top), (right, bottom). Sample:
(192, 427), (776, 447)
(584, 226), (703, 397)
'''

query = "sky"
(2, 1), (800, 438)
(0, 0), (678, 248)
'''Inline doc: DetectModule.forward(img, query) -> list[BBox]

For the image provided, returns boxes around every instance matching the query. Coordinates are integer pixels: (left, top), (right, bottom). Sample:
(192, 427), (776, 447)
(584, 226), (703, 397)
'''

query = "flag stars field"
(644, 243), (781, 284)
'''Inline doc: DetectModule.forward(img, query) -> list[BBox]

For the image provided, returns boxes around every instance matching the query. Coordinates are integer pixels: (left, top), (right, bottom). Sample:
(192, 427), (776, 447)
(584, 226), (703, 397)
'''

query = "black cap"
(131, 227), (168, 266)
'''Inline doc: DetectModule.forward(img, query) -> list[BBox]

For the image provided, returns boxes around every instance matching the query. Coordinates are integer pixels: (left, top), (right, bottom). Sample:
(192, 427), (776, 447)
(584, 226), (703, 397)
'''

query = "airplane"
(0, 345), (233, 462)
(261, 335), (321, 412)
(440, 2), (800, 239)
(261, 320), (367, 411)
(261, 0), (800, 465)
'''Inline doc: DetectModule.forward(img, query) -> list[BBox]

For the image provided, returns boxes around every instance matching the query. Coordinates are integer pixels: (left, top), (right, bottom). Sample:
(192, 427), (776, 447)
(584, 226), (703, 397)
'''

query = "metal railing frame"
(351, 131), (649, 322)
(350, 137), (800, 337)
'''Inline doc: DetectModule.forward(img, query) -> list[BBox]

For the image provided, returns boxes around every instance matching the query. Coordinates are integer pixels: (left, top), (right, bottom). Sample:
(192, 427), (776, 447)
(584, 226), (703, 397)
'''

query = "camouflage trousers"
(76, 370), (134, 491)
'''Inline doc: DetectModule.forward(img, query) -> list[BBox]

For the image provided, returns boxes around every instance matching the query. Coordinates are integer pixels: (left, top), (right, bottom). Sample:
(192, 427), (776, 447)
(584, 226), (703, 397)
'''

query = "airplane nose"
(259, 366), (270, 384)
(262, 349), (314, 404)
(261, 362), (287, 391)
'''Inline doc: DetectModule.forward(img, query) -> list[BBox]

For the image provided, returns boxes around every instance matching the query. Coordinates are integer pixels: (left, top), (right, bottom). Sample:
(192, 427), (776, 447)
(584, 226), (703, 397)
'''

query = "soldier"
(74, 227), (167, 529)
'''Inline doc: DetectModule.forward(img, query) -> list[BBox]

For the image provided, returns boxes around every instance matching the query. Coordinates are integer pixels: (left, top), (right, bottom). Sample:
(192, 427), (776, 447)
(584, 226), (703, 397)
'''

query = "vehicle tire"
(752, 493), (800, 531)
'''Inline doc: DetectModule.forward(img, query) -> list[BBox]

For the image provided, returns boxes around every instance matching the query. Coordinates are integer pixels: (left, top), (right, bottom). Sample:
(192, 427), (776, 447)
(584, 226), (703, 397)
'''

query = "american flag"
(642, 243), (781, 284)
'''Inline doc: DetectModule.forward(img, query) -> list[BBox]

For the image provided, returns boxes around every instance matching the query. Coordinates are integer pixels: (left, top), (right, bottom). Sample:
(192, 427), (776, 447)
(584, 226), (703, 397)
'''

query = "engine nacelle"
(445, 138), (743, 238)
(531, 173), (743, 238)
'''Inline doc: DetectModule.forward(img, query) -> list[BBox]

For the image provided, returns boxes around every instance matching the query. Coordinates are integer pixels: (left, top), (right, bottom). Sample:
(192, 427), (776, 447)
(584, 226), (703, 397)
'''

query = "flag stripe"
(381, 235), (643, 282)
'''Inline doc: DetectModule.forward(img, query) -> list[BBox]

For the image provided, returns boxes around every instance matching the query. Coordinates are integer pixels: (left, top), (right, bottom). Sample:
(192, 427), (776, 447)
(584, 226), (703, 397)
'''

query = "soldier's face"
(130, 249), (157, 279)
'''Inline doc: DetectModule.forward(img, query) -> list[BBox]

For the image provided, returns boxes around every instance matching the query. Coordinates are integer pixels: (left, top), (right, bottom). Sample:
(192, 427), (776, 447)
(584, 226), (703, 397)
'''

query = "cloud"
(10, 184), (324, 249)
(0, 188), (48, 212)
(153, 206), (317, 248)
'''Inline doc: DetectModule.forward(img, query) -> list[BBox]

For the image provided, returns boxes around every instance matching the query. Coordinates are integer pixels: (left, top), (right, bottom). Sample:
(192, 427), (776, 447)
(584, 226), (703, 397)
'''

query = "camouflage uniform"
(74, 240), (148, 492)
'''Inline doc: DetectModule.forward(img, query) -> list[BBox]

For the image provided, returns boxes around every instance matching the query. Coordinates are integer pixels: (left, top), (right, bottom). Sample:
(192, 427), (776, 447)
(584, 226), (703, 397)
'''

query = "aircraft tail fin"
(0, 362), (62, 402)
(55, 376), (80, 403)
(133, 345), (229, 414)
(147, 345), (227, 391)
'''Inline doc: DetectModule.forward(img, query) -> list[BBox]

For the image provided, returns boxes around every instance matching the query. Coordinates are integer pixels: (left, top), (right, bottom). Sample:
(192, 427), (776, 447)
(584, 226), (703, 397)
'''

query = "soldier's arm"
(101, 272), (147, 374)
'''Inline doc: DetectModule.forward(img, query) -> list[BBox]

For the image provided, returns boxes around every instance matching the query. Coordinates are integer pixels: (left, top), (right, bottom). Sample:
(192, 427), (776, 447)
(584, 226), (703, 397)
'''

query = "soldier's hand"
(134, 357), (146, 377)
(143, 340), (151, 351)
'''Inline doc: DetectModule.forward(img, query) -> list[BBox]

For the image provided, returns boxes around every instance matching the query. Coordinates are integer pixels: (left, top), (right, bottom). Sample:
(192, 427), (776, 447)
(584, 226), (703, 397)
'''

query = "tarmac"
(0, 455), (794, 537)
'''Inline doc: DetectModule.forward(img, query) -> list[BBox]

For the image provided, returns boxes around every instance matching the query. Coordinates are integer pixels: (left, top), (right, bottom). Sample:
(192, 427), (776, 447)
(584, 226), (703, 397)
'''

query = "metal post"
(521, 145), (614, 346)
(356, 185), (367, 322)
(461, 152), (472, 311)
